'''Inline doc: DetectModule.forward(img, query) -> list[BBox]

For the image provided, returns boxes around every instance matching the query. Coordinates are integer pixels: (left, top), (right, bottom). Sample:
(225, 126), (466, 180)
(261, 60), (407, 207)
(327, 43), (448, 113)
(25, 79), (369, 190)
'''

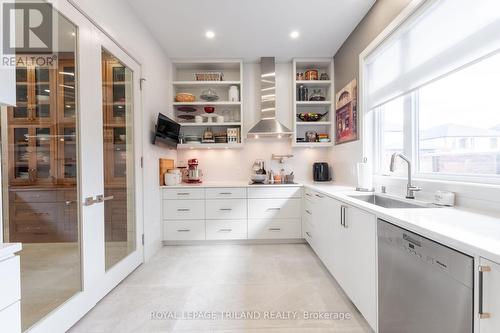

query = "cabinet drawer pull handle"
(479, 265), (491, 319)
(340, 205), (347, 228)
(219, 192), (232, 195)
(219, 208), (232, 211)
(315, 194), (324, 198)
(177, 193), (190, 196)
(305, 231), (311, 237)
(269, 228), (281, 231)
(65, 200), (74, 206)
(219, 228), (232, 232)
(177, 229), (190, 232)
(267, 208), (281, 211)
(305, 209), (312, 215)
(177, 208), (190, 212)
(305, 193), (312, 197)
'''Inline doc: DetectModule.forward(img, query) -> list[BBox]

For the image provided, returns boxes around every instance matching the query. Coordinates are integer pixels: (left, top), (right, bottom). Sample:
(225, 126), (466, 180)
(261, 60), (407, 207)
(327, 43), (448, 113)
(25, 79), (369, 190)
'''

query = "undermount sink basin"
(348, 194), (435, 209)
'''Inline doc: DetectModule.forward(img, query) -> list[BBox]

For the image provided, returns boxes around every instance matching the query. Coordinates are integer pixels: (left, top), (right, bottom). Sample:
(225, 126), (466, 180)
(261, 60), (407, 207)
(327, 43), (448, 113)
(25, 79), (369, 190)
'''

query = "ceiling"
(124, 0), (376, 62)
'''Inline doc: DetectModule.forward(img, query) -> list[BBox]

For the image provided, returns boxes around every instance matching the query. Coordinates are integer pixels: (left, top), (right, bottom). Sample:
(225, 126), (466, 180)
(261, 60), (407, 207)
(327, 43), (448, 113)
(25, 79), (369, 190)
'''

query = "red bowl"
(204, 106), (215, 113)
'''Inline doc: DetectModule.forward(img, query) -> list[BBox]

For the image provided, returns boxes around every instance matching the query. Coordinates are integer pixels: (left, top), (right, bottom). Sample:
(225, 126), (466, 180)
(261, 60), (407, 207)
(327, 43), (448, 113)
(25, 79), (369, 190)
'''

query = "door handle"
(83, 196), (98, 206)
(219, 208), (233, 211)
(340, 205), (347, 228)
(96, 194), (114, 203)
(479, 265), (491, 319)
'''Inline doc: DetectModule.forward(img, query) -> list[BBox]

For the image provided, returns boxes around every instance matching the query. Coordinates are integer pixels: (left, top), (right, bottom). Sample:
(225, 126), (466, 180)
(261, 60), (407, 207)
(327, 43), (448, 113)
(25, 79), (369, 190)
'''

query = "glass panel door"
(101, 49), (136, 270)
(1, 5), (80, 330)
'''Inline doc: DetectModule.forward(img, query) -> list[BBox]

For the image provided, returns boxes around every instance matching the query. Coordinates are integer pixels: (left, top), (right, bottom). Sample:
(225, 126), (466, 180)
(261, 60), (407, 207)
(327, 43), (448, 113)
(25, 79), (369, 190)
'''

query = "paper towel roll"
(357, 162), (373, 191)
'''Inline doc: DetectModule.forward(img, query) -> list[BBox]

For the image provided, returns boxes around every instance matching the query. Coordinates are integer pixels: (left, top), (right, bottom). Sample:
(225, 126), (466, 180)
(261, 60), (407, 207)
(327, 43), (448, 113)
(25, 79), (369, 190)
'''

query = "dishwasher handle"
(479, 265), (491, 319)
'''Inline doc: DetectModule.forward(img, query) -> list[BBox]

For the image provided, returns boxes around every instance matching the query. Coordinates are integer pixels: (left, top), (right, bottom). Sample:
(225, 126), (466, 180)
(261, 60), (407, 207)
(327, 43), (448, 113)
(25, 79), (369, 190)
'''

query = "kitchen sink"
(348, 194), (435, 209)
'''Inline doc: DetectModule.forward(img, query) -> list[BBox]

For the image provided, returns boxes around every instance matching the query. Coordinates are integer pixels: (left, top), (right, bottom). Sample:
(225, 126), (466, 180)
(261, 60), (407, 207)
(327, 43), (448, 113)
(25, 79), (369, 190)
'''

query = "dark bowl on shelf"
(297, 112), (328, 122)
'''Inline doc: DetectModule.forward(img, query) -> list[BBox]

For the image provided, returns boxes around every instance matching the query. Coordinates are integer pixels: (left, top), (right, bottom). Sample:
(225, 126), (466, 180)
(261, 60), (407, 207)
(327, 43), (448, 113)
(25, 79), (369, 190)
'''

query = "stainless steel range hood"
(247, 57), (293, 138)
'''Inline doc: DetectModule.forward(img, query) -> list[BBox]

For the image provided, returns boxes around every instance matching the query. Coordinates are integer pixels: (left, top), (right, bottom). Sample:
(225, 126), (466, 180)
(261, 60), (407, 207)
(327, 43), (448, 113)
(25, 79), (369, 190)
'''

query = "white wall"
(177, 62), (333, 182)
(71, 0), (176, 261)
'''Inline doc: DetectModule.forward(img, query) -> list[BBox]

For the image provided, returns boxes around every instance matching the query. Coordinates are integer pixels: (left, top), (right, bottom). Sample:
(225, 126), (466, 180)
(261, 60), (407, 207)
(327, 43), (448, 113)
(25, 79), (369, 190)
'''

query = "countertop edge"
(0, 243), (22, 260)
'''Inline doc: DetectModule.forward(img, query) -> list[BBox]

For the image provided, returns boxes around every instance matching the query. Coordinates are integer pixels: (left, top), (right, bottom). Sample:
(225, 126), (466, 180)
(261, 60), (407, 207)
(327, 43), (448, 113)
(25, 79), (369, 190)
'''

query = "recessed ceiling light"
(205, 30), (215, 39)
(290, 31), (300, 39)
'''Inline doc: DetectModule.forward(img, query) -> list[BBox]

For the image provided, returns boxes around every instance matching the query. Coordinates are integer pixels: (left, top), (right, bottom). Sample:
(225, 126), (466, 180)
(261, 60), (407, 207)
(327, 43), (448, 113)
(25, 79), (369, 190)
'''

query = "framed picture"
(335, 79), (358, 145)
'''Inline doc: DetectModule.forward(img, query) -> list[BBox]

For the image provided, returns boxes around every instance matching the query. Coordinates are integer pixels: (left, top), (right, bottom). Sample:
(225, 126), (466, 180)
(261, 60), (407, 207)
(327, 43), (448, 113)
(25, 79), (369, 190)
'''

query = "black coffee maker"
(313, 162), (331, 182)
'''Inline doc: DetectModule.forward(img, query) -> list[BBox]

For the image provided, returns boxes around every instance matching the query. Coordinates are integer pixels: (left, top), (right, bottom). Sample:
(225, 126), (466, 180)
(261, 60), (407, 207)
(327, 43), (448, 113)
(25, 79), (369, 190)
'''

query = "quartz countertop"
(304, 182), (500, 264)
(0, 243), (22, 260)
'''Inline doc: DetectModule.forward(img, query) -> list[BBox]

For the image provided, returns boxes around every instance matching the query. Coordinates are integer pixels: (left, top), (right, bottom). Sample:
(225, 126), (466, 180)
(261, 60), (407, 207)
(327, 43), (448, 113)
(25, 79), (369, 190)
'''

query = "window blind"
(365, 0), (500, 110)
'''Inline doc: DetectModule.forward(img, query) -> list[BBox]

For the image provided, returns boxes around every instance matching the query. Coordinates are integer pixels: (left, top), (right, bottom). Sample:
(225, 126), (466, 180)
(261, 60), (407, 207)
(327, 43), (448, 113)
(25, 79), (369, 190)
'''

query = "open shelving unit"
(171, 59), (244, 149)
(292, 58), (334, 147)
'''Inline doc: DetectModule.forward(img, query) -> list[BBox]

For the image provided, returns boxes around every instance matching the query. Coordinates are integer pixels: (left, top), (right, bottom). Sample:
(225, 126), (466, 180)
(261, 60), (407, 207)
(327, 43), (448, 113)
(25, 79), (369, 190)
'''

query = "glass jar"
(309, 89), (325, 101)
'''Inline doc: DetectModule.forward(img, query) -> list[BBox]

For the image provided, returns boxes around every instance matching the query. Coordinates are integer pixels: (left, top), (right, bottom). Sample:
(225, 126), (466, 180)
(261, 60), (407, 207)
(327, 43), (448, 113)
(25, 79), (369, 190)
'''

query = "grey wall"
(334, 0), (412, 92)
(330, 0), (412, 185)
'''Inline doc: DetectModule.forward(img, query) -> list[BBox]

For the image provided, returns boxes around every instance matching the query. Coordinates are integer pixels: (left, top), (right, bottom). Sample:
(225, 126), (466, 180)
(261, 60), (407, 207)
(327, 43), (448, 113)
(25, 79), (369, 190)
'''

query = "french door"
(0, 1), (143, 332)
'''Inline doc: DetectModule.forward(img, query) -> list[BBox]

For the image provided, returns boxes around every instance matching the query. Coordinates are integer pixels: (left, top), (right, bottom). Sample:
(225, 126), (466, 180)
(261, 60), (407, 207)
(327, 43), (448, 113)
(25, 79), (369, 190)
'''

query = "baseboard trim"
(162, 238), (307, 246)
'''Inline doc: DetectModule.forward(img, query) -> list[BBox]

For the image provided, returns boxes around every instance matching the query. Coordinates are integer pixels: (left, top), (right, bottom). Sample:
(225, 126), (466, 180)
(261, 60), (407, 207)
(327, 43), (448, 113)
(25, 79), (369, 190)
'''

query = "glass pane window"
(418, 52), (500, 176)
(375, 95), (407, 175)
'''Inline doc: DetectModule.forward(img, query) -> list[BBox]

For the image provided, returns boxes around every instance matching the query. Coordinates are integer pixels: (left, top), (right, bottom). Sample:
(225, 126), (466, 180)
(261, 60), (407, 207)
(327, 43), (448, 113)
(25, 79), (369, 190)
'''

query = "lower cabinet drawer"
(302, 219), (314, 244)
(163, 220), (205, 241)
(248, 198), (301, 219)
(163, 200), (205, 220)
(0, 255), (20, 311)
(206, 199), (247, 219)
(206, 220), (247, 240)
(248, 219), (301, 239)
(0, 301), (21, 333)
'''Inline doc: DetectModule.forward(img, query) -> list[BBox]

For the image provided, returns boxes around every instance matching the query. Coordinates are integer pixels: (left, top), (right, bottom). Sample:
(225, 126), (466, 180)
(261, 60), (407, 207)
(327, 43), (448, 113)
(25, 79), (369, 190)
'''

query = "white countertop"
(160, 181), (303, 188)
(304, 182), (500, 264)
(0, 243), (22, 260)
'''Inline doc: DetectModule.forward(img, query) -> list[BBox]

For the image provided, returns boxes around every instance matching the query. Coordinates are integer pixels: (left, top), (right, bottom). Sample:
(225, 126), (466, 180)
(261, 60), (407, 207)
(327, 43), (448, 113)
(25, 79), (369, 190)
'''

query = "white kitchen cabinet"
(206, 199), (247, 219)
(206, 187), (247, 199)
(248, 219), (301, 239)
(163, 220), (205, 241)
(247, 186), (301, 199)
(163, 188), (205, 200)
(163, 200), (205, 220)
(332, 202), (377, 330)
(206, 220), (247, 240)
(479, 258), (500, 333)
(248, 198), (301, 219)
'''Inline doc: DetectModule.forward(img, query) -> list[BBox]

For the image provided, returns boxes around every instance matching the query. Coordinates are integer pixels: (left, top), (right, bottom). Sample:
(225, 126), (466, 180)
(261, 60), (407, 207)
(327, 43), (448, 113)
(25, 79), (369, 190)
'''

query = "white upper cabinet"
(0, 0), (16, 106)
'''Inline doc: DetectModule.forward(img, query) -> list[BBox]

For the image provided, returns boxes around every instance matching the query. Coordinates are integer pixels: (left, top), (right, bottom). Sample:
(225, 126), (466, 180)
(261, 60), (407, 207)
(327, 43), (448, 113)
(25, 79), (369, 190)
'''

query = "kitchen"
(0, 0), (500, 333)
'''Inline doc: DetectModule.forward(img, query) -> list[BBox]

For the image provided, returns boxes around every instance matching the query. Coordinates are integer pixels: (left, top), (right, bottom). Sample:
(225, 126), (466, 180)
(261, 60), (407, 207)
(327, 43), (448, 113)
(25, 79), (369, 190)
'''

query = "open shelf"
(293, 58), (334, 148)
(177, 143), (244, 150)
(180, 122), (242, 127)
(173, 101), (242, 106)
(296, 80), (332, 85)
(173, 81), (241, 87)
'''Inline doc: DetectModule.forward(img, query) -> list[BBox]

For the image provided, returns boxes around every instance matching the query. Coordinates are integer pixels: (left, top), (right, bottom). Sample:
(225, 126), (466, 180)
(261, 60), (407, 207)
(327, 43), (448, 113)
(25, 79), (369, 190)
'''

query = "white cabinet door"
(314, 193), (341, 274)
(206, 199), (247, 219)
(248, 198), (301, 219)
(341, 204), (377, 330)
(479, 258), (500, 333)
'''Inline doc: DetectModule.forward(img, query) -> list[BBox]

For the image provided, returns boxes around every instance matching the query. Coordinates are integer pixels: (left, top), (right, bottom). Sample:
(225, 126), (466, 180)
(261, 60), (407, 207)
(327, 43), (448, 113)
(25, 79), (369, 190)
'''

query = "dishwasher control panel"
(378, 219), (473, 287)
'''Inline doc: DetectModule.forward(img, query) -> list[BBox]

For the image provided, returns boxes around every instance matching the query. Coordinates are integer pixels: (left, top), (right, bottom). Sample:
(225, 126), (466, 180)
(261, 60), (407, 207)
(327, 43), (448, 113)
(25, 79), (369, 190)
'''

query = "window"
(368, 0), (500, 183)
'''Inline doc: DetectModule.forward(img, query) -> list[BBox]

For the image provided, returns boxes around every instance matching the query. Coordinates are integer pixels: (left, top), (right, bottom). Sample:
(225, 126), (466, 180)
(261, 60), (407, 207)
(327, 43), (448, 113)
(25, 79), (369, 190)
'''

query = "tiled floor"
(69, 244), (372, 333)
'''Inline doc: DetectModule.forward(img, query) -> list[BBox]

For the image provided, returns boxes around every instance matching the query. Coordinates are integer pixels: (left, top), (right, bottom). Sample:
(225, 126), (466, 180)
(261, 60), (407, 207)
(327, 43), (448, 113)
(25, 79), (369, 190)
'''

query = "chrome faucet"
(390, 153), (421, 199)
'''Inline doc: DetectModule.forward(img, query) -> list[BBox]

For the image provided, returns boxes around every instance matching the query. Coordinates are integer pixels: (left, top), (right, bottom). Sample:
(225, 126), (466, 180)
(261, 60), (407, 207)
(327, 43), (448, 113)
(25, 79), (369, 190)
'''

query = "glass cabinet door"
(58, 61), (76, 121)
(34, 127), (54, 183)
(34, 67), (53, 121)
(9, 127), (31, 184)
(10, 67), (30, 121)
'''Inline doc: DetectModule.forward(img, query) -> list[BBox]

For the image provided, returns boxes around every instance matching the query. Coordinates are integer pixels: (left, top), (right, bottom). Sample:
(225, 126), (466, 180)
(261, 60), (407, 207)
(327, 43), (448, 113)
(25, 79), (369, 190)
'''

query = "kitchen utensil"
(176, 106), (197, 112)
(195, 72), (223, 81)
(178, 114), (196, 120)
(305, 69), (318, 80)
(175, 92), (195, 102)
(309, 89), (326, 101)
(187, 158), (203, 183)
(204, 106), (215, 113)
(200, 88), (219, 101)
(228, 85), (239, 102)
(297, 112), (329, 122)
(251, 174), (267, 184)
(305, 131), (318, 142)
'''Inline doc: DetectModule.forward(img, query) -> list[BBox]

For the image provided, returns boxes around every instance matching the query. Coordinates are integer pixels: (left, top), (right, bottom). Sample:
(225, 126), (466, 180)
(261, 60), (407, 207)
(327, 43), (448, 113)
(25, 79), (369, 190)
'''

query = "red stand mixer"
(187, 158), (203, 183)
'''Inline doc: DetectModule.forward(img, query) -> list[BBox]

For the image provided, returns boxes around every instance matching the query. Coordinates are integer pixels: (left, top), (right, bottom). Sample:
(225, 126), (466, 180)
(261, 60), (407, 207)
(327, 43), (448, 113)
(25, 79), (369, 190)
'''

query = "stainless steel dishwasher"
(378, 219), (474, 333)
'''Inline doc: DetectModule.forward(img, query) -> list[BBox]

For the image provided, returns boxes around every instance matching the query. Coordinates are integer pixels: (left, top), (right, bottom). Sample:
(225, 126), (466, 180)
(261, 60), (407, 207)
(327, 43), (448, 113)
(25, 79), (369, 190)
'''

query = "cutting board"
(159, 158), (174, 186)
